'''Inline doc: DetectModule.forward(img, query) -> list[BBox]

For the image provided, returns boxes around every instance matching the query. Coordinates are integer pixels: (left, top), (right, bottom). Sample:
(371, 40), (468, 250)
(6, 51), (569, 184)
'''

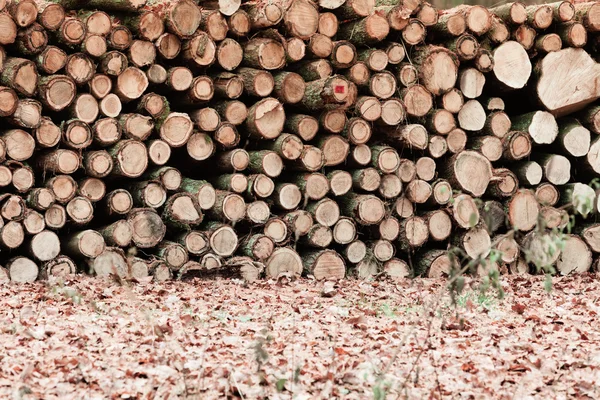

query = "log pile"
(1, 0), (600, 283)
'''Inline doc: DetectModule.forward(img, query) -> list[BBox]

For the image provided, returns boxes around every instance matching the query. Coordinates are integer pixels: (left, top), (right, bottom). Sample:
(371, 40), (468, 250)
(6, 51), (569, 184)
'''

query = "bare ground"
(0, 274), (599, 399)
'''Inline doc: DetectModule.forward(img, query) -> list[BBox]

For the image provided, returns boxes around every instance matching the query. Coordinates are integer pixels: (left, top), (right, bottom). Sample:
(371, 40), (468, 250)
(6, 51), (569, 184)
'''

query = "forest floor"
(0, 273), (599, 399)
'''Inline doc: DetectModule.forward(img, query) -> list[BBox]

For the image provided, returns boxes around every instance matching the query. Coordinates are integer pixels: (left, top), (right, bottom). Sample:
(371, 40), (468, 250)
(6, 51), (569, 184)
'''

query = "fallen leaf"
(512, 303), (526, 315)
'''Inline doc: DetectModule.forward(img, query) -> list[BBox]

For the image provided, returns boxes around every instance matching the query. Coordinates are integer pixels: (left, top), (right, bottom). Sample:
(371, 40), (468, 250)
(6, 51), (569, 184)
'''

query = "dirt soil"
(0, 274), (599, 399)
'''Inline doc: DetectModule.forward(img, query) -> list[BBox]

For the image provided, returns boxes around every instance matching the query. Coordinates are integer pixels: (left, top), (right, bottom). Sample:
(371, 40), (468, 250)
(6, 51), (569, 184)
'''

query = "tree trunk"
(99, 220), (133, 248)
(41, 255), (76, 279)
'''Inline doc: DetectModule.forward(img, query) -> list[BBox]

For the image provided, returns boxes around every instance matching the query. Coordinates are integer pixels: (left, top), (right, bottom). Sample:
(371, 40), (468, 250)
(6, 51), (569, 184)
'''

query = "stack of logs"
(1, 0), (600, 283)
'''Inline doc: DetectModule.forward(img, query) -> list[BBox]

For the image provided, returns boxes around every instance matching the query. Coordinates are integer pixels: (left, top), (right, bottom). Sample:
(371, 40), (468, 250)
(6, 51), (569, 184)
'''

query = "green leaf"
(276, 378), (287, 392)
(469, 212), (478, 227)
(544, 274), (553, 293)
(380, 303), (395, 318)
(373, 385), (386, 400)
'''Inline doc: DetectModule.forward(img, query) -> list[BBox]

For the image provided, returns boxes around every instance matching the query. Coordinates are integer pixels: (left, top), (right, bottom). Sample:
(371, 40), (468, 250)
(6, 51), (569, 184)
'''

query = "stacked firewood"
(1, 0), (600, 283)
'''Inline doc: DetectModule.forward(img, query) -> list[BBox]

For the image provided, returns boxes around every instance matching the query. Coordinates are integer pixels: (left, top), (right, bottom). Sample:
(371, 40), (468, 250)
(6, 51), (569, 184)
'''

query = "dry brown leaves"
(0, 273), (599, 399)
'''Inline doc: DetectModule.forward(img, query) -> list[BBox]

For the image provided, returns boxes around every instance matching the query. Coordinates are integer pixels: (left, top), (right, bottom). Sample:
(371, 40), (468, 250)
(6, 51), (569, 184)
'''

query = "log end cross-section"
(536, 48), (600, 117)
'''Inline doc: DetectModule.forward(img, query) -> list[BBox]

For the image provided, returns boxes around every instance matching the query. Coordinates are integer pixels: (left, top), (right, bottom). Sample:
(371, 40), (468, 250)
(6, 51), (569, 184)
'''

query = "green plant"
(447, 180), (597, 303)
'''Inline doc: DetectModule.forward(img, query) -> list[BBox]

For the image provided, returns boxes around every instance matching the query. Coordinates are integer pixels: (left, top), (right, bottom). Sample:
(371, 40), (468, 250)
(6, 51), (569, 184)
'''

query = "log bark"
(38, 149), (80, 175)
(41, 255), (76, 279)
(339, 13), (390, 45)
(398, 216), (429, 251)
(487, 168), (518, 198)
(240, 233), (274, 261)
(352, 168), (381, 192)
(490, 2), (527, 25)
(64, 229), (105, 259)
(340, 194), (385, 225)
(108, 25), (133, 51)
(206, 190), (245, 223)
(300, 223), (333, 248)
(162, 193), (204, 229)
(99, 220), (133, 248)
(502, 131), (531, 161)
(514, 161), (543, 186)
(454, 225), (491, 259)
(103, 189), (133, 216)
(179, 178), (216, 211)
(535, 33), (562, 54)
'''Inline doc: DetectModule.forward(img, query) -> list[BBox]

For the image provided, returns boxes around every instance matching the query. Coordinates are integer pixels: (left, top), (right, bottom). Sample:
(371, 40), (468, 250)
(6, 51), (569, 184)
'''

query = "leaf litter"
(0, 273), (599, 399)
